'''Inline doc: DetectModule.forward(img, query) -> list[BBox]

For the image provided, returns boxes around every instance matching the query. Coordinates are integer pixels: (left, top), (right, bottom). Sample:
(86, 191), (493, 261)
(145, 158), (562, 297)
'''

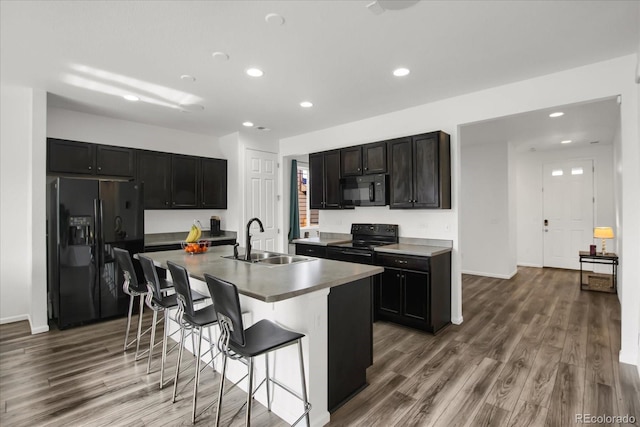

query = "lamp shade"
(594, 227), (614, 239)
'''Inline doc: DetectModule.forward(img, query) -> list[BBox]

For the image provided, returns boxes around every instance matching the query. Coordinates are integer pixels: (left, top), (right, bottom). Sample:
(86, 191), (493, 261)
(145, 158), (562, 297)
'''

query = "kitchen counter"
(138, 245), (382, 426)
(144, 230), (236, 248)
(292, 236), (351, 246)
(375, 243), (452, 257)
(140, 245), (381, 302)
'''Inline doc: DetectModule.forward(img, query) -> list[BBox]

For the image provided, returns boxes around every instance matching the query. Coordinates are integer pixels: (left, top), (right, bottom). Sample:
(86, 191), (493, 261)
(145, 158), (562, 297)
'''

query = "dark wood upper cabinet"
(171, 155), (200, 208)
(388, 137), (414, 208)
(389, 131), (450, 209)
(310, 150), (342, 209)
(362, 141), (387, 174)
(48, 138), (135, 178)
(200, 158), (227, 209)
(137, 151), (172, 209)
(48, 138), (96, 175)
(96, 145), (135, 177)
(340, 146), (362, 176)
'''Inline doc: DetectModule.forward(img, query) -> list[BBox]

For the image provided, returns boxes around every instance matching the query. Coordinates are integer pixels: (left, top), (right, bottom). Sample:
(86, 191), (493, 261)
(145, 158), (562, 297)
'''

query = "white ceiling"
(460, 96), (621, 152)
(1, 1), (638, 140)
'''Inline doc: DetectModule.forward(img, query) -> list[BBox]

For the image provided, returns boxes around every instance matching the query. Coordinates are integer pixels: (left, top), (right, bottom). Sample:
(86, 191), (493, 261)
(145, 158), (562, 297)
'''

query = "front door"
(245, 149), (278, 252)
(543, 159), (594, 269)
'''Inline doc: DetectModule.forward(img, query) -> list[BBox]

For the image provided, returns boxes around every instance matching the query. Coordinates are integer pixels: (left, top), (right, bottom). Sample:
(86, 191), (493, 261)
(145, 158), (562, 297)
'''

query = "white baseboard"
(462, 269), (517, 280)
(0, 314), (28, 324)
(517, 262), (543, 268)
(0, 314), (49, 334)
(451, 316), (463, 325)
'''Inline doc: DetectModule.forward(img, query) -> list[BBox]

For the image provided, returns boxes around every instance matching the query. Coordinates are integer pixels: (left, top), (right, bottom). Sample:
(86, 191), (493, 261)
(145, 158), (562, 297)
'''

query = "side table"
(579, 251), (618, 293)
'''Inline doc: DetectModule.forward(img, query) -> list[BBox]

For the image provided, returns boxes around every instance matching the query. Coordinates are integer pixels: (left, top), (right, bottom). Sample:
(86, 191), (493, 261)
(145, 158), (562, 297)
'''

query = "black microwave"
(341, 174), (389, 207)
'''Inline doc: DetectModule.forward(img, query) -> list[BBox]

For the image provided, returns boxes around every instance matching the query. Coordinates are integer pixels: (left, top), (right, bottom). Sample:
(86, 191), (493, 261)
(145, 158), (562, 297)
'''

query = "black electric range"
(326, 223), (398, 264)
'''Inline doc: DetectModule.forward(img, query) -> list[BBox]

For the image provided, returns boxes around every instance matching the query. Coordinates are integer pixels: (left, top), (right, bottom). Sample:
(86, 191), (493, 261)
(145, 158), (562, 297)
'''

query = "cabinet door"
(340, 146), (362, 176)
(201, 158), (227, 209)
(171, 155), (200, 208)
(96, 145), (134, 177)
(403, 271), (429, 321)
(413, 134), (440, 208)
(309, 153), (324, 209)
(362, 141), (386, 174)
(324, 150), (342, 208)
(48, 139), (96, 175)
(137, 151), (172, 209)
(388, 137), (413, 208)
(379, 268), (403, 314)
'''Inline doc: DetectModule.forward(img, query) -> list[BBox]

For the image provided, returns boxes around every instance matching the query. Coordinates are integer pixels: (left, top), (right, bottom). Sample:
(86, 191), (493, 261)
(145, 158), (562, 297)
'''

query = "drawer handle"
(395, 260), (408, 264)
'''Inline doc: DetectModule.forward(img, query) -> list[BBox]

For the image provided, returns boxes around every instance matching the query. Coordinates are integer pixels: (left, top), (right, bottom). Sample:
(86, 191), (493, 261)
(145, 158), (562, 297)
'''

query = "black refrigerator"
(47, 177), (144, 329)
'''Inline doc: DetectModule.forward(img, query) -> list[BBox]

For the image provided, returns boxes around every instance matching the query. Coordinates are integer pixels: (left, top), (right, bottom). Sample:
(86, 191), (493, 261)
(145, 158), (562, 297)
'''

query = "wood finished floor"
(1, 267), (639, 426)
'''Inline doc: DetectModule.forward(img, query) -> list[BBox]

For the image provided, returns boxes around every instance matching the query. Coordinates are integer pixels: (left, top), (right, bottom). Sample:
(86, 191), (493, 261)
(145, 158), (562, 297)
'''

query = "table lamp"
(593, 227), (614, 255)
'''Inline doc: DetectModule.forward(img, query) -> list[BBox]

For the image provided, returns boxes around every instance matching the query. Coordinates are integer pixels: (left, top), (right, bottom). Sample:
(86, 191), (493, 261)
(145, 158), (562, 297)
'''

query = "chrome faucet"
(245, 217), (264, 261)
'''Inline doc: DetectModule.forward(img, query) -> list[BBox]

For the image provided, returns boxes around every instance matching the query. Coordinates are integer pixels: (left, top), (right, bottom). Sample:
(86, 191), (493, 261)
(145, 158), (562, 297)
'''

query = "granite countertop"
(375, 243), (452, 257)
(292, 237), (352, 246)
(145, 230), (237, 247)
(139, 246), (382, 303)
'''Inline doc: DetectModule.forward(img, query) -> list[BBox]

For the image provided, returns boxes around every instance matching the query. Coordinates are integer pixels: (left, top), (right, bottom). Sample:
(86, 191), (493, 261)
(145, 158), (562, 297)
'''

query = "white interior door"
(245, 149), (278, 252)
(543, 159), (594, 269)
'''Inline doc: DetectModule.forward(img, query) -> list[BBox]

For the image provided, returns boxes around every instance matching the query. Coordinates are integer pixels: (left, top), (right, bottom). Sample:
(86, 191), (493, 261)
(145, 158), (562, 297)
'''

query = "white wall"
(516, 144), (616, 267)
(47, 107), (234, 234)
(460, 142), (514, 278)
(280, 55), (640, 363)
(0, 86), (48, 333)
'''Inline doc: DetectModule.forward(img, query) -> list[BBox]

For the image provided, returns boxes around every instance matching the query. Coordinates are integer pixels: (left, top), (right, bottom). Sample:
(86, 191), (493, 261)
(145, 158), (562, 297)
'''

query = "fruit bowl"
(181, 240), (210, 254)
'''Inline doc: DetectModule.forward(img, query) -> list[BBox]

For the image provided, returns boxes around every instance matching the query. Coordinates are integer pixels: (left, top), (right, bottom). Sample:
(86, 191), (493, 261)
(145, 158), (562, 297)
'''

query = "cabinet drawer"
(295, 244), (327, 258)
(376, 253), (430, 272)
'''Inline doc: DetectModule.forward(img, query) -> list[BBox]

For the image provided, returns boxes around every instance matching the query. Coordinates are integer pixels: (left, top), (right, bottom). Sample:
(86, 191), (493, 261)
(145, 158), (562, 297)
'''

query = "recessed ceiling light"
(265, 13), (285, 25)
(180, 74), (196, 82)
(246, 68), (264, 77)
(393, 68), (410, 77)
(242, 121), (254, 127)
(123, 94), (139, 101)
(212, 52), (229, 61)
(561, 140), (572, 144)
(549, 112), (564, 118)
(300, 101), (313, 108)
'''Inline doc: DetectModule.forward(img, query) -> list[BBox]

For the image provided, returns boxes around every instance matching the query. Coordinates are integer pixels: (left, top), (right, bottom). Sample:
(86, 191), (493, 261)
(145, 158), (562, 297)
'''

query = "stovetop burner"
(335, 223), (399, 250)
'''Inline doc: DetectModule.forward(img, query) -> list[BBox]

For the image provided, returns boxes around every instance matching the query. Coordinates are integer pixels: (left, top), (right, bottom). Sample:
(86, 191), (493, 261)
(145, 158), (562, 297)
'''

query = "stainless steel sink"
(258, 255), (309, 265)
(223, 252), (313, 266)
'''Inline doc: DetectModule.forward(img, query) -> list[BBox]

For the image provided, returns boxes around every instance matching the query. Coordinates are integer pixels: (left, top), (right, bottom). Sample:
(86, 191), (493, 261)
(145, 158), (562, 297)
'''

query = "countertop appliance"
(341, 174), (389, 207)
(47, 177), (144, 329)
(326, 223), (399, 264)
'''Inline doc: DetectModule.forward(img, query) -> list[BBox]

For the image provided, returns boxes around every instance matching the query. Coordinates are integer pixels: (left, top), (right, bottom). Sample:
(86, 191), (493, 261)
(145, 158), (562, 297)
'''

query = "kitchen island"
(139, 245), (383, 427)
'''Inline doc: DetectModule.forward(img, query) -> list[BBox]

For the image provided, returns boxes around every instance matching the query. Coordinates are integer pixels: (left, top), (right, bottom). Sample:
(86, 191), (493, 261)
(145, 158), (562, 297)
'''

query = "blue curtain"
(288, 160), (300, 242)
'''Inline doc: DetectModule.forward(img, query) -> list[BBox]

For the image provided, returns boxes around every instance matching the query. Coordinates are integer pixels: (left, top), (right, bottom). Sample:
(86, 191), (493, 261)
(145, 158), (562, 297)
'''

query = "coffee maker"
(210, 216), (221, 236)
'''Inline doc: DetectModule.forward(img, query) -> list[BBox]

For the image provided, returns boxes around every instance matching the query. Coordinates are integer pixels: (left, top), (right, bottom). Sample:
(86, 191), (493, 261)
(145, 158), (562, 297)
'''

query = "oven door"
(326, 246), (375, 265)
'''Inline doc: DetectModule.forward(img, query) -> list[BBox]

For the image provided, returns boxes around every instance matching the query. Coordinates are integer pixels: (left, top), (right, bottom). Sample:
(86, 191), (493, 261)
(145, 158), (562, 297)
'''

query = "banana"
(185, 225), (198, 243)
(194, 226), (202, 241)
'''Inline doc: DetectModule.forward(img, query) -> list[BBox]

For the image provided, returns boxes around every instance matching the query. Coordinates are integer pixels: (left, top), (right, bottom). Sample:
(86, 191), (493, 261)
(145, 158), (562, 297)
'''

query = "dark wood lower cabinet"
(376, 251), (451, 333)
(328, 277), (373, 413)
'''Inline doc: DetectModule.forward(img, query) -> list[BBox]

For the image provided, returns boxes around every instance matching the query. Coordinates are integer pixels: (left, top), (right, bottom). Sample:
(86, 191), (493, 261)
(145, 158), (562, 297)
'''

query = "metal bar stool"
(167, 261), (220, 424)
(114, 247), (171, 359)
(204, 273), (311, 427)
(138, 255), (207, 388)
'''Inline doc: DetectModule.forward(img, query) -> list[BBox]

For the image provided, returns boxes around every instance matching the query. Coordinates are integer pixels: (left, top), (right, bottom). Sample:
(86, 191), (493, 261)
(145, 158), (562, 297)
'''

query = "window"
(297, 165), (318, 228)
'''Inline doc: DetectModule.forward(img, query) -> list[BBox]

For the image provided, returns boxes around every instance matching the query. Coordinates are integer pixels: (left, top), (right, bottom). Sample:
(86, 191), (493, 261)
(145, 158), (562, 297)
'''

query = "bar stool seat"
(205, 273), (311, 427)
(229, 319), (304, 357)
